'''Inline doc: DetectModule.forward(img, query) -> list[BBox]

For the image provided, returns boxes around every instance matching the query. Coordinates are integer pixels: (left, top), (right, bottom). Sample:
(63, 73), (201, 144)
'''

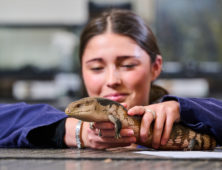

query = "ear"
(151, 55), (162, 81)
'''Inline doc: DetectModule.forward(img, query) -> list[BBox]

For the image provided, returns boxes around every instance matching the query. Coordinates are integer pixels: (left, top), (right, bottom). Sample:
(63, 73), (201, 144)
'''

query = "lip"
(103, 93), (128, 102)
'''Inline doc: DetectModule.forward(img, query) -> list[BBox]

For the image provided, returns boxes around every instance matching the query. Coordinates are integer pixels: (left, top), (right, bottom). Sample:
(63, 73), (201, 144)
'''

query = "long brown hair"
(79, 9), (161, 64)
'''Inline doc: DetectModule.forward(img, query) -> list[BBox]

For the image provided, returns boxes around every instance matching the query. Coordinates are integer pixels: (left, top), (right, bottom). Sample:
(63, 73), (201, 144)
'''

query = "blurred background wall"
(0, 0), (221, 109)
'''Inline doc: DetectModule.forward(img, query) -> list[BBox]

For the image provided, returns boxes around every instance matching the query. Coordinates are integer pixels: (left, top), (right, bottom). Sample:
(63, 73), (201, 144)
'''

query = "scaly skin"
(65, 97), (216, 150)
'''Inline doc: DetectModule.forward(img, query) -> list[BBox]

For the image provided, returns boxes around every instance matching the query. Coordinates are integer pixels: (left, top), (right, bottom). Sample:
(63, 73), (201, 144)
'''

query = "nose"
(106, 67), (121, 88)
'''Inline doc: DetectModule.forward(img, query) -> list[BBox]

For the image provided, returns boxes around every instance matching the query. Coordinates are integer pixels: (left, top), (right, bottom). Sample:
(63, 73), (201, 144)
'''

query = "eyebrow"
(117, 55), (139, 60)
(85, 55), (138, 63)
(85, 58), (103, 63)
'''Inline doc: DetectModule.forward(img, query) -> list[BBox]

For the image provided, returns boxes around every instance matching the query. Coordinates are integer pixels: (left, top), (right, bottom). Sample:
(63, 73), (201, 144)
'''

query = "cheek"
(82, 70), (104, 96)
(123, 69), (151, 93)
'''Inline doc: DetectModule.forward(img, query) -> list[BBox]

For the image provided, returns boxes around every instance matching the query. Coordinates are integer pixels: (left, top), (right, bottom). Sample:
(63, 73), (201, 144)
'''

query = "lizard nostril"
(65, 108), (70, 114)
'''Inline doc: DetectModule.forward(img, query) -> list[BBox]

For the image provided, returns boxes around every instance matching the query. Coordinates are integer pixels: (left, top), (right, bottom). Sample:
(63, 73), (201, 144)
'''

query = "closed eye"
(90, 67), (104, 71)
(121, 64), (137, 68)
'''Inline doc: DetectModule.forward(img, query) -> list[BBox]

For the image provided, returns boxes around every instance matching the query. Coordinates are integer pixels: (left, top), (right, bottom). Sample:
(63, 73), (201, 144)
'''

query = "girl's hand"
(81, 122), (136, 149)
(64, 103), (136, 149)
(128, 101), (180, 149)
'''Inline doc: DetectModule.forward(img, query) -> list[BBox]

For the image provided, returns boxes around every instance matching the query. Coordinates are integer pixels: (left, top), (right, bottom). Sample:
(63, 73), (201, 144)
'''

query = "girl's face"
(82, 32), (162, 109)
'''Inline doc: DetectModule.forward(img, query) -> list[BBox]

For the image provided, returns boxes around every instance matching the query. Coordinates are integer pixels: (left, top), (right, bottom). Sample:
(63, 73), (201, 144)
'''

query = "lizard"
(65, 97), (217, 150)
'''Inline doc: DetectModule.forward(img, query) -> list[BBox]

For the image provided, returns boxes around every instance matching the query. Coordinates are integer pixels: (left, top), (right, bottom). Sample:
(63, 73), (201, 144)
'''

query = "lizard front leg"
(185, 138), (198, 151)
(108, 115), (122, 139)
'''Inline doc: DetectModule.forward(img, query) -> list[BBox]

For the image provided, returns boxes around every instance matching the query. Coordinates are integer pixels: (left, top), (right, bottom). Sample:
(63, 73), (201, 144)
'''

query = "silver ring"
(98, 129), (102, 137)
(90, 122), (95, 130)
(145, 109), (156, 119)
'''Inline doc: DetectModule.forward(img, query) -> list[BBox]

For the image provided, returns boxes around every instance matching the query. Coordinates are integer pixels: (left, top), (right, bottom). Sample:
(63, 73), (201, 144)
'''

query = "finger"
(95, 142), (132, 150)
(120, 129), (135, 137)
(140, 109), (154, 143)
(87, 129), (136, 149)
(152, 113), (166, 149)
(94, 122), (114, 129)
(100, 141), (134, 149)
(128, 106), (145, 116)
(160, 117), (174, 145)
(95, 129), (135, 137)
(97, 136), (137, 144)
(120, 103), (127, 108)
(94, 129), (113, 137)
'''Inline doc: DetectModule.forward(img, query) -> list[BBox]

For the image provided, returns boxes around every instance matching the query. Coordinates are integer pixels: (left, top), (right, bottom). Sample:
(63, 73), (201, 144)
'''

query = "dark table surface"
(0, 148), (222, 170)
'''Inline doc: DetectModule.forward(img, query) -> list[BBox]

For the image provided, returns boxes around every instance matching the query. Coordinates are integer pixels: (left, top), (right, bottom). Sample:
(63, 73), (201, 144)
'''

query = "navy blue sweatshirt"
(0, 95), (221, 147)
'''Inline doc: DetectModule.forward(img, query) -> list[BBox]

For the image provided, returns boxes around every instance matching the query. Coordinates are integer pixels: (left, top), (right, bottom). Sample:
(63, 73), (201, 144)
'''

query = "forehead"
(82, 33), (148, 61)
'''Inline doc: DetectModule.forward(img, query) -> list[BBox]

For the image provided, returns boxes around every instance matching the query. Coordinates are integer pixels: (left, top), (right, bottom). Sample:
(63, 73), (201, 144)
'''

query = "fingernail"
(129, 130), (134, 135)
(127, 111), (132, 115)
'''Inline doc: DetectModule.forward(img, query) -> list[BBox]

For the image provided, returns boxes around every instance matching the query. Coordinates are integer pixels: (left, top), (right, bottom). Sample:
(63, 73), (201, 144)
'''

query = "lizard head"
(65, 97), (120, 122)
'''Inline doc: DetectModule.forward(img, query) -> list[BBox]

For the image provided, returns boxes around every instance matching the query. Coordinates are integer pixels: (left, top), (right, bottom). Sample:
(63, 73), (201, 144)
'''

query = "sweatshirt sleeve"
(0, 102), (67, 148)
(161, 95), (222, 145)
